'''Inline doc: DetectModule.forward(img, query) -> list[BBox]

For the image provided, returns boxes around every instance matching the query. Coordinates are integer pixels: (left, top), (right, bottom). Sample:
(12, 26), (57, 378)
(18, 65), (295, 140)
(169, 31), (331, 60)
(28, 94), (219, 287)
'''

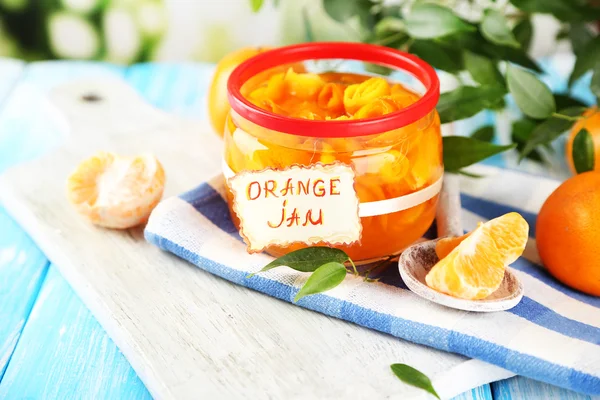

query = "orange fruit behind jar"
(536, 171), (600, 296)
(565, 107), (600, 174)
(208, 47), (271, 137)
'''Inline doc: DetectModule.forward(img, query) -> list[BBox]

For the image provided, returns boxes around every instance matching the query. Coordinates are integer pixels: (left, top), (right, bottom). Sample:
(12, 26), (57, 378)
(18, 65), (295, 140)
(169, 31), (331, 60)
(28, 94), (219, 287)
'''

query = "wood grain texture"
(125, 63), (214, 120)
(492, 376), (600, 400)
(455, 385), (493, 400)
(0, 62), (503, 400)
(0, 208), (48, 379)
(0, 266), (152, 400)
(0, 61), (153, 399)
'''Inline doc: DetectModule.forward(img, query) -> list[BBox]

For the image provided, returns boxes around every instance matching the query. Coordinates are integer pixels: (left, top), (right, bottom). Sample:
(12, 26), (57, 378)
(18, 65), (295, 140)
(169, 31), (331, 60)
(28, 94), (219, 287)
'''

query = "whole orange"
(565, 107), (600, 174)
(536, 171), (600, 296)
(208, 47), (271, 137)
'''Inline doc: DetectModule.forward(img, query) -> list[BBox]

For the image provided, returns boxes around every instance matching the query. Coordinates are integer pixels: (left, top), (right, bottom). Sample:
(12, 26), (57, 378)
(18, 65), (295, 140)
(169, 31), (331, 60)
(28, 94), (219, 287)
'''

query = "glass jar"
(223, 42), (442, 263)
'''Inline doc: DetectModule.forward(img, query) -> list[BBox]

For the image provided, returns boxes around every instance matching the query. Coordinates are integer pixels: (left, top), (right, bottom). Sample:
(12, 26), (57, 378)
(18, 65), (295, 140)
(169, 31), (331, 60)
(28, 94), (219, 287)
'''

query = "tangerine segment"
(435, 232), (471, 260)
(67, 152), (165, 229)
(425, 212), (529, 300)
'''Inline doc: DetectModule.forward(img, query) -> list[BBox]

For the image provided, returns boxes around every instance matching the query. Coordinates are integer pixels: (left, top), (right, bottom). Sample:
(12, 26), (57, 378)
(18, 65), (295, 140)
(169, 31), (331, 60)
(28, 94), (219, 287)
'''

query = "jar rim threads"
(227, 42), (440, 138)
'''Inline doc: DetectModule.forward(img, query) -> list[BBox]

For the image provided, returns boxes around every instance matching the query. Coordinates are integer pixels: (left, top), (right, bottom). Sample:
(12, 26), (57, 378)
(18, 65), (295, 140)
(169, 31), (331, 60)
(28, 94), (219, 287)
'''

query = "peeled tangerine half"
(426, 212), (529, 300)
(67, 152), (165, 229)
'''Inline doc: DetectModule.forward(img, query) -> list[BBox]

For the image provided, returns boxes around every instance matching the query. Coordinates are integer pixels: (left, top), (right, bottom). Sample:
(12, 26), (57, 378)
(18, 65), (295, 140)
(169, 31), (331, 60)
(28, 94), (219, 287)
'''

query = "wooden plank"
(0, 59), (49, 381)
(0, 61), (125, 173)
(454, 385), (493, 400)
(125, 63), (215, 121)
(0, 62), (511, 399)
(492, 377), (600, 400)
(0, 61), (152, 397)
(0, 265), (152, 399)
(0, 208), (48, 379)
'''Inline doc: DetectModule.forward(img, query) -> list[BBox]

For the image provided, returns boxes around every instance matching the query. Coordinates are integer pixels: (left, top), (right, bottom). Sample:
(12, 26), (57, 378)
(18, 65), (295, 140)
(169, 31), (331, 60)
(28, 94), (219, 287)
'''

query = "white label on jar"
(228, 162), (362, 253)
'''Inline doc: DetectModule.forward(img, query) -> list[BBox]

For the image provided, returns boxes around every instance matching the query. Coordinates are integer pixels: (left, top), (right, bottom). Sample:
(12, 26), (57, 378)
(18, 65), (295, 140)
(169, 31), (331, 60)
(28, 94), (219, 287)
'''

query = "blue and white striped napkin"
(145, 164), (599, 395)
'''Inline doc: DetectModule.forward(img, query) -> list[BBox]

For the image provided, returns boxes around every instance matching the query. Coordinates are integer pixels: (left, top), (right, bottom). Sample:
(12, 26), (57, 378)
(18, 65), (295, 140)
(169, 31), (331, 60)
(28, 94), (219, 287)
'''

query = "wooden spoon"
(398, 174), (524, 312)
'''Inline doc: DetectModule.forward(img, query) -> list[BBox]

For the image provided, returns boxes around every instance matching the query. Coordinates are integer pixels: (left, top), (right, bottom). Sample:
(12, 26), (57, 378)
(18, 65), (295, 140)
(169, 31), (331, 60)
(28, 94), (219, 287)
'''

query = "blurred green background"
(0, 0), (360, 63)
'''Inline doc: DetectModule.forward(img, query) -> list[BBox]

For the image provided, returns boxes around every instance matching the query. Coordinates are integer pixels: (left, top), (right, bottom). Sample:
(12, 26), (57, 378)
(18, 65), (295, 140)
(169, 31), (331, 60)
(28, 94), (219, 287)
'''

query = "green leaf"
(470, 125), (495, 142)
(511, 119), (545, 163)
(323, 0), (373, 23)
(569, 24), (595, 55)
(439, 30), (541, 72)
(294, 262), (347, 302)
(410, 40), (463, 73)
(463, 51), (504, 87)
(569, 37), (600, 86)
(591, 64), (600, 101)
(405, 3), (475, 39)
(554, 94), (587, 110)
(249, 247), (349, 277)
(507, 65), (556, 119)
(390, 364), (440, 400)
(437, 86), (507, 124)
(513, 18), (533, 51)
(458, 170), (485, 178)
(302, 8), (315, 42)
(556, 26), (570, 41)
(443, 136), (516, 171)
(377, 4), (402, 19)
(519, 107), (586, 160)
(572, 128), (595, 174)
(485, 43), (541, 72)
(510, 0), (600, 22)
(374, 17), (404, 36)
(481, 9), (520, 48)
(250, 0), (264, 12)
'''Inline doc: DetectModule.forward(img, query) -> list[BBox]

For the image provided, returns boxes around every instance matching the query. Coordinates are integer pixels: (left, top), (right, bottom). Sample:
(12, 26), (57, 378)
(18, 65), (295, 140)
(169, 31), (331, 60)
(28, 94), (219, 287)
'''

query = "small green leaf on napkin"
(248, 247), (349, 277)
(390, 364), (440, 399)
(507, 64), (556, 119)
(443, 136), (516, 172)
(572, 128), (595, 174)
(294, 261), (347, 302)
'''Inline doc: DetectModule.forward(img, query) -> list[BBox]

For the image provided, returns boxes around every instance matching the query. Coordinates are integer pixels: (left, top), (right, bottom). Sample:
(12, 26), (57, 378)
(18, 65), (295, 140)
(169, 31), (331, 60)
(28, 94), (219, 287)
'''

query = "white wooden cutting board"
(0, 78), (512, 399)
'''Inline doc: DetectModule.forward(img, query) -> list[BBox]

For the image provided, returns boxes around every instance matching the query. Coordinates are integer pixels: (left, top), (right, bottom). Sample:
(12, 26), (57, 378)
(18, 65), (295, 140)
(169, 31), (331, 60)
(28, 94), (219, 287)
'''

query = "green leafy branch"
(252, 0), (600, 174)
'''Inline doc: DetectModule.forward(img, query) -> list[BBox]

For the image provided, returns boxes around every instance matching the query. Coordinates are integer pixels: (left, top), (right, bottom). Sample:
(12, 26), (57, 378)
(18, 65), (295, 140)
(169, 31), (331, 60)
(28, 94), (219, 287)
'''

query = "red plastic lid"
(227, 42), (440, 138)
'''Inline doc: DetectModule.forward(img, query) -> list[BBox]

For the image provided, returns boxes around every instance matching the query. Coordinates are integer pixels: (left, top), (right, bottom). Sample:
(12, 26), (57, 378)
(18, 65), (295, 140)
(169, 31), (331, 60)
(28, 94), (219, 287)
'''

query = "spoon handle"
(436, 173), (464, 238)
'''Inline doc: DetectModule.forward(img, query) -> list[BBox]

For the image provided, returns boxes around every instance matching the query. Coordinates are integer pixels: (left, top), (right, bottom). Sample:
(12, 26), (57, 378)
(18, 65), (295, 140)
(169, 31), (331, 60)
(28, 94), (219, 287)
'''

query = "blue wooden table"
(0, 59), (596, 400)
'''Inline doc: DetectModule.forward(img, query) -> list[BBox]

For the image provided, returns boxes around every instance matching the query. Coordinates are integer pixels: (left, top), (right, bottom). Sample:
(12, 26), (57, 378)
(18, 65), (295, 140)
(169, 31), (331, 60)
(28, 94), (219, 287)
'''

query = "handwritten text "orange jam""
(245, 177), (342, 228)
(228, 163), (361, 253)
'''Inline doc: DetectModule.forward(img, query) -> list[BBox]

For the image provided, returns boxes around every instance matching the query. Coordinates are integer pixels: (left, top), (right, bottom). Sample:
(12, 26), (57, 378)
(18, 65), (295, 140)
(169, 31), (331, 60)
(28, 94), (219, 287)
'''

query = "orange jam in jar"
(223, 43), (442, 263)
